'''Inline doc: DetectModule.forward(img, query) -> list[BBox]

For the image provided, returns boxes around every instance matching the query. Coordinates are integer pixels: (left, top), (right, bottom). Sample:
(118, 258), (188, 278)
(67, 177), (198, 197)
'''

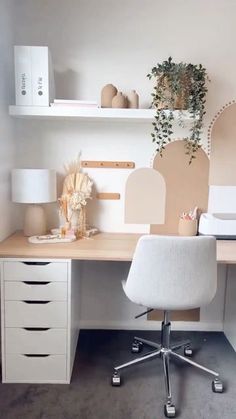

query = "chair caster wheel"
(184, 345), (193, 357)
(131, 340), (143, 353)
(212, 378), (224, 393)
(111, 371), (121, 386)
(164, 403), (176, 418)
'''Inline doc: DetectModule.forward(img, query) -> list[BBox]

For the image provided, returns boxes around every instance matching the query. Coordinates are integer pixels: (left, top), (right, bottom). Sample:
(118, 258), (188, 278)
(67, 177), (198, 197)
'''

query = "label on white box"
(14, 46), (33, 106)
(31, 46), (55, 106)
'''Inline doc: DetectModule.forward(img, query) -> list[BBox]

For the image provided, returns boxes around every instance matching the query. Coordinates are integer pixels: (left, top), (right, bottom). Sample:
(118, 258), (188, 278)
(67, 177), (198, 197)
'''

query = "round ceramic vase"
(112, 92), (128, 108)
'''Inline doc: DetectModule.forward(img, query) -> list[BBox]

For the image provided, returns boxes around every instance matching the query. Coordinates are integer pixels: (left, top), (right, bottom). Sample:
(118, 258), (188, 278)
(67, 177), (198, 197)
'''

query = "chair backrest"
(124, 235), (217, 311)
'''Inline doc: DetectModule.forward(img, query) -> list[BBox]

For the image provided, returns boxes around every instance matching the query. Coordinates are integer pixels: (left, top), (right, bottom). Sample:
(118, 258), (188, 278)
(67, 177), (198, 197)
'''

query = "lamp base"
(24, 204), (47, 237)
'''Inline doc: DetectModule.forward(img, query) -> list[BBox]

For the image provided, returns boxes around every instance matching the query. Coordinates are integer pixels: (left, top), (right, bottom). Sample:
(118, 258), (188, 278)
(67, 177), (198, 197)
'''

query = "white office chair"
(111, 235), (224, 418)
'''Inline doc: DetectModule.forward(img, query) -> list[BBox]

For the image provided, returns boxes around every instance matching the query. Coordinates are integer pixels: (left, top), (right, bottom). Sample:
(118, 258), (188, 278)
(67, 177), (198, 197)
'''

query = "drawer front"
(5, 328), (67, 354)
(5, 354), (67, 382)
(3, 261), (68, 282)
(5, 301), (67, 327)
(4, 281), (67, 301)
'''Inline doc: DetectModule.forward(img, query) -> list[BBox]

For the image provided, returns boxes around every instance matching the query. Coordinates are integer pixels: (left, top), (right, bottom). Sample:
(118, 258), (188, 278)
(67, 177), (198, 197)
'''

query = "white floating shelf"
(9, 106), (193, 122)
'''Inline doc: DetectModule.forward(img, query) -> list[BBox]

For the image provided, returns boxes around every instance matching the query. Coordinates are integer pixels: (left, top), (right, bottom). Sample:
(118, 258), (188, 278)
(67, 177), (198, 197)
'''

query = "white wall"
(12, 0), (236, 232)
(11, 0), (236, 330)
(12, 0), (236, 113)
(0, 0), (16, 241)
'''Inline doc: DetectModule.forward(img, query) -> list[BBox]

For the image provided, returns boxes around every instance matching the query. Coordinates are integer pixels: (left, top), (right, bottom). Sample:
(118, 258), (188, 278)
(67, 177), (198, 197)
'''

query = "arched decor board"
(209, 103), (236, 186)
(125, 168), (166, 224)
(150, 140), (209, 235)
(149, 140), (209, 321)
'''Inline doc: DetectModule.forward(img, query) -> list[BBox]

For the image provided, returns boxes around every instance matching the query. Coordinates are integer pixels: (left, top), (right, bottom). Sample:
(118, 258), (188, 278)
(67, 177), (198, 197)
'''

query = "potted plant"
(147, 57), (209, 163)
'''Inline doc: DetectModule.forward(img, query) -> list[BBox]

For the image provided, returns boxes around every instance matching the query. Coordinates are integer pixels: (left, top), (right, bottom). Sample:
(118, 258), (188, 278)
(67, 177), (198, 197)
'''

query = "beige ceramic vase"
(112, 92), (128, 108)
(128, 90), (139, 108)
(101, 84), (117, 108)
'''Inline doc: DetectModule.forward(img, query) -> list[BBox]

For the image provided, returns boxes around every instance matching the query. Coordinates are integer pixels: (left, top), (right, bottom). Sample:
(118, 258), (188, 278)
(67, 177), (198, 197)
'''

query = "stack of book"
(50, 99), (99, 108)
(14, 45), (55, 106)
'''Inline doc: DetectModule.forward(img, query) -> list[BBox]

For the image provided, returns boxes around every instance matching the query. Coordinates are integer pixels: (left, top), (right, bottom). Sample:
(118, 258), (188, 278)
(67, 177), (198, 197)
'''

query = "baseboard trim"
(79, 320), (223, 332)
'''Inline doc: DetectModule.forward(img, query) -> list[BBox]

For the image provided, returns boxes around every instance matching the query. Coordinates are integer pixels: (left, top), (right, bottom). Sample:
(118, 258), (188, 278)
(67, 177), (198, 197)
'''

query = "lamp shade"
(12, 169), (57, 203)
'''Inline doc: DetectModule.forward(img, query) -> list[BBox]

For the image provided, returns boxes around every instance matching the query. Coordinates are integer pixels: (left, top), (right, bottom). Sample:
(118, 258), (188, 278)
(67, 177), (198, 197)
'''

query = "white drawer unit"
(1, 258), (80, 384)
(5, 354), (67, 383)
(5, 301), (67, 327)
(4, 281), (67, 301)
(5, 328), (67, 354)
(3, 260), (68, 282)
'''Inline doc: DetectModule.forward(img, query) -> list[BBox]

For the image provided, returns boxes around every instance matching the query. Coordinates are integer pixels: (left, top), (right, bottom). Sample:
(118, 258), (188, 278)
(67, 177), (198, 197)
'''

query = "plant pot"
(178, 219), (198, 236)
(156, 75), (188, 110)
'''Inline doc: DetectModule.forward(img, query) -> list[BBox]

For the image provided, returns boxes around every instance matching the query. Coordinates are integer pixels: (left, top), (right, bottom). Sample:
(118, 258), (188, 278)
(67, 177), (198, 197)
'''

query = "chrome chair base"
(111, 311), (224, 418)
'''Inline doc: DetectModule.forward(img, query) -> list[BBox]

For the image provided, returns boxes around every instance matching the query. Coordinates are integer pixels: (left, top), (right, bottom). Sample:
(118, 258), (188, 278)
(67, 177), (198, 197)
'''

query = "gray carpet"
(0, 330), (236, 419)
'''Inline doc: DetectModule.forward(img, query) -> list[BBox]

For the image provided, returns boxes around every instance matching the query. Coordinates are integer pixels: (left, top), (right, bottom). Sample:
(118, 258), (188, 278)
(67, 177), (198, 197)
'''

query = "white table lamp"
(12, 169), (57, 236)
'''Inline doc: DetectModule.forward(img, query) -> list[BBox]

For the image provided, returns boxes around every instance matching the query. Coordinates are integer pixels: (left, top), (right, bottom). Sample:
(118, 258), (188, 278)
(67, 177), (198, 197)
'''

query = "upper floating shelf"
(9, 106), (193, 122)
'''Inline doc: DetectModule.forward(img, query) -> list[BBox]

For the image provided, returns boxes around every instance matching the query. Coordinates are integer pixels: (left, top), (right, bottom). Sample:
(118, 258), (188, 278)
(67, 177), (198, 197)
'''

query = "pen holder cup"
(178, 218), (198, 236)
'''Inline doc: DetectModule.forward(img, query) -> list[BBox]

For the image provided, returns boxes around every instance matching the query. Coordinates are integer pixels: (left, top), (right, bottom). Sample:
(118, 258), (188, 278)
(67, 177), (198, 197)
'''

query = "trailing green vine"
(147, 57), (209, 163)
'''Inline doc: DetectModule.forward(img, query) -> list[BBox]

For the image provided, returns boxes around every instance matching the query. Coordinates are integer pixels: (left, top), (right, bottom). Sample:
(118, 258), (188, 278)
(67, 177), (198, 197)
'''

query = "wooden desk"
(0, 232), (236, 263)
(0, 231), (236, 384)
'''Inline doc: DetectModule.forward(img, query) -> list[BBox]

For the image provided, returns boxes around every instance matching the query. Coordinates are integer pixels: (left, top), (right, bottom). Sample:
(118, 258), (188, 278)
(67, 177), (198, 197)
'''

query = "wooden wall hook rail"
(82, 161), (135, 169)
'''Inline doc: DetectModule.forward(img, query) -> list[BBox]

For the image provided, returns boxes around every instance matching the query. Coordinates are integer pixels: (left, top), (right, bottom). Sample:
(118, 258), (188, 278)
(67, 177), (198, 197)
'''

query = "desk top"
(0, 232), (236, 264)
(0, 232), (140, 261)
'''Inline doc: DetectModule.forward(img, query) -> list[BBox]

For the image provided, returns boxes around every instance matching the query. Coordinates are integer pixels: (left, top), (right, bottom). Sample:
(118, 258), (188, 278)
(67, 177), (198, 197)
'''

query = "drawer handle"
(23, 354), (50, 358)
(22, 262), (50, 266)
(23, 327), (50, 331)
(23, 300), (51, 304)
(23, 281), (51, 285)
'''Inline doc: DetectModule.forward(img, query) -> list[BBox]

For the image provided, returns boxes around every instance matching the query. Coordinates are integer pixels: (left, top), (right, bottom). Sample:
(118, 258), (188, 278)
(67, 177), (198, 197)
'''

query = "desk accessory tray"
(28, 234), (76, 244)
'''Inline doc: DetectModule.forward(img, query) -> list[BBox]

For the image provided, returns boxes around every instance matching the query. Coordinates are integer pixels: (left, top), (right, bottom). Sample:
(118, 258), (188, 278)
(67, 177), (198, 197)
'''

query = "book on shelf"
(14, 46), (55, 106)
(50, 99), (98, 108)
